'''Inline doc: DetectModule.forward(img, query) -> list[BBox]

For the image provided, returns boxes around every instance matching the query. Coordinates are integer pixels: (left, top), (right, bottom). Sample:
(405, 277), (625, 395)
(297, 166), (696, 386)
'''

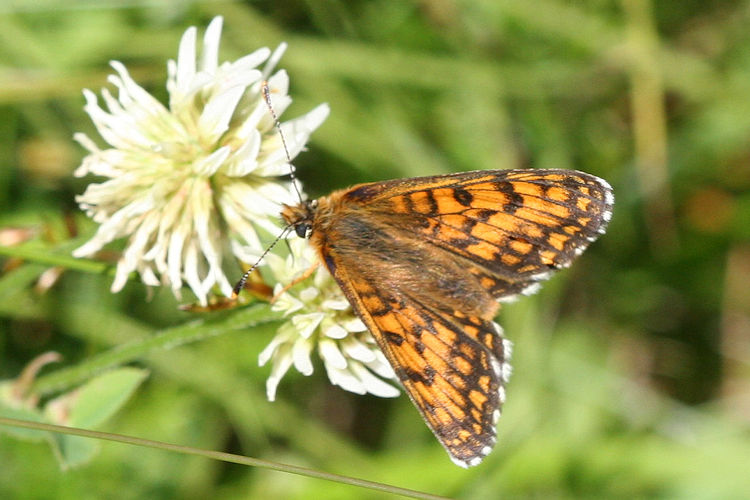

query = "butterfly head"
(281, 200), (318, 239)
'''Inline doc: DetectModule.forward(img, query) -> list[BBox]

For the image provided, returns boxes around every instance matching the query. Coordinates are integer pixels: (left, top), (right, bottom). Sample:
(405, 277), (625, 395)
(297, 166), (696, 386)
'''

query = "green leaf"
(65, 367), (149, 428)
(41, 368), (148, 468)
(52, 434), (100, 470)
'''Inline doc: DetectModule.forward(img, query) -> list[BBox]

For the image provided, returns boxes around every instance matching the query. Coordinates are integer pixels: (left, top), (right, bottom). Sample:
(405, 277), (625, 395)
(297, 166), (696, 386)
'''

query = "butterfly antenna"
(262, 82), (304, 203)
(232, 226), (292, 299)
(233, 83), (304, 299)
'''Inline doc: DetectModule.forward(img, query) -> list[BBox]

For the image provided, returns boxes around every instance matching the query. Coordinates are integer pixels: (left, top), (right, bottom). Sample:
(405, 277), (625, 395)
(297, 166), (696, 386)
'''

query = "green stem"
(32, 304), (282, 395)
(0, 417), (448, 500)
(0, 241), (114, 276)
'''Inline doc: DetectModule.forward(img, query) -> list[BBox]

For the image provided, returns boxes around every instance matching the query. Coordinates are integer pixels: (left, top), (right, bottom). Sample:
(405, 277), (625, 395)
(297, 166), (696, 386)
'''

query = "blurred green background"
(1, 1), (749, 498)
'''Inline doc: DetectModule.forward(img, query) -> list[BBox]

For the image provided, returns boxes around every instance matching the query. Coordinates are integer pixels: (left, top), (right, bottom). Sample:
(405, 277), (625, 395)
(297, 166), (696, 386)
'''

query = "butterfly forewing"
(344, 169), (612, 300)
(283, 168), (613, 467)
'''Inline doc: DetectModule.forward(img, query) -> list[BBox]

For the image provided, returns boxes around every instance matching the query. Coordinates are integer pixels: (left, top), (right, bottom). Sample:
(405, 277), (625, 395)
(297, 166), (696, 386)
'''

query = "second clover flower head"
(260, 238), (400, 400)
(73, 16), (329, 305)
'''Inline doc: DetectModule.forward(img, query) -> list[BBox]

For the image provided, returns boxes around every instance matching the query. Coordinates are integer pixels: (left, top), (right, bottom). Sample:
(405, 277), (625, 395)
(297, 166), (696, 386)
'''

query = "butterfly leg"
(270, 261), (321, 303)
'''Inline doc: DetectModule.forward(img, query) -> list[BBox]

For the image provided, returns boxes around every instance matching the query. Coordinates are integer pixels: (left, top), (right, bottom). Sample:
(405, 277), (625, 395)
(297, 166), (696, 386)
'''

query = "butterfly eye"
(294, 222), (312, 238)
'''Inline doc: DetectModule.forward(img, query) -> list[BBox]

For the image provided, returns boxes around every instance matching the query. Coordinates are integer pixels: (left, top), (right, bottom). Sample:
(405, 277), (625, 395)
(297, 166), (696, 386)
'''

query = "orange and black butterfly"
(237, 168), (613, 467)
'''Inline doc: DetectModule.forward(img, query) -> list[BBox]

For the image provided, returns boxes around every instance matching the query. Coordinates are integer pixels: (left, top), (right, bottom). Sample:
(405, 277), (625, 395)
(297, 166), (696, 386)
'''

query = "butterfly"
(239, 168), (613, 467)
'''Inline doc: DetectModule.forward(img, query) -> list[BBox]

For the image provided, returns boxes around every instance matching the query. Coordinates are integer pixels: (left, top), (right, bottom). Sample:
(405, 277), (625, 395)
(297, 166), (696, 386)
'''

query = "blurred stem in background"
(623, 0), (678, 255)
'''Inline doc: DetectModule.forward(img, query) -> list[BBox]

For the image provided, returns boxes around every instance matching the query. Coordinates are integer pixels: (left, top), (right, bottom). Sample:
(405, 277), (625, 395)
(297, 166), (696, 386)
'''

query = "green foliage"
(1, 1), (749, 498)
(1, 366), (148, 468)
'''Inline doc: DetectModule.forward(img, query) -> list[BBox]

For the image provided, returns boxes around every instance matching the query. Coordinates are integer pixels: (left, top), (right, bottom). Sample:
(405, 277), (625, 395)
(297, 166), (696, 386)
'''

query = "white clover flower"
(260, 238), (400, 400)
(72, 16), (329, 304)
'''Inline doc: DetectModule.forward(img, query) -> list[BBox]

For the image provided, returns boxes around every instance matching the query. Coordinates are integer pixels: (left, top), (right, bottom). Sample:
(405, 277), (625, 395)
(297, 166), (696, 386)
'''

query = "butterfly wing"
(340, 169), (614, 301)
(307, 168), (613, 466)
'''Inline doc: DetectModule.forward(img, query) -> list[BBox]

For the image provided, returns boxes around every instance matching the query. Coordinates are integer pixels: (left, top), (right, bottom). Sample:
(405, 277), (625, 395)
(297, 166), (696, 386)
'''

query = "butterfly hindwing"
(322, 247), (510, 467)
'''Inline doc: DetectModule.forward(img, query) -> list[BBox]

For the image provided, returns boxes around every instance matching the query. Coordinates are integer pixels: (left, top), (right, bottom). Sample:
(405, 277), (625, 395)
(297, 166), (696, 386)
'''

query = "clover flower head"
(259, 238), (400, 400)
(72, 16), (329, 304)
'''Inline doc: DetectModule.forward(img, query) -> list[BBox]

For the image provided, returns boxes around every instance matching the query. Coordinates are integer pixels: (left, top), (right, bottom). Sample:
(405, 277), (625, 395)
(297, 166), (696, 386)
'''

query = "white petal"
(258, 103), (330, 169)
(167, 220), (189, 294)
(121, 210), (160, 270)
(175, 26), (197, 93)
(211, 67), (263, 102)
(292, 337), (314, 376)
(193, 146), (230, 176)
(318, 338), (347, 370)
(190, 181), (230, 296)
(110, 257), (134, 293)
(265, 253), (292, 282)
(224, 129), (261, 177)
(262, 43), (287, 80)
(265, 70), (290, 106)
(350, 362), (400, 398)
(366, 350), (397, 379)
(271, 290), (304, 315)
(110, 61), (170, 119)
(321, 321), (348, 340)
(340, 336), (376, 363)
(233, 94), (272, 143)
(258, 326), (293, 366)
(291, 312), (324, 339)
(230, 241), (264, 266)
(221, 181), (288, 218)
(201, 16), (223, 73)
(100, 85), (126, 116)
(230, 48), (271, 75)
(198, 86), (245, 144)
(321, 296), (350, 310)
(249, 181), (296, 211)
(325, 365), (365, 395)
(265, 343), (293, 401)
(282, 103), (330, 148)
(72, 131), (100, 155)
(340, 317), (367, 333)
(83, 89), (147, 150)
(184, 242), (207, 304)
(139, 265), (160, 287)
(298, 287), (319, 302)
(72, 197), (153, 257)
(144, 185), (186, 262)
